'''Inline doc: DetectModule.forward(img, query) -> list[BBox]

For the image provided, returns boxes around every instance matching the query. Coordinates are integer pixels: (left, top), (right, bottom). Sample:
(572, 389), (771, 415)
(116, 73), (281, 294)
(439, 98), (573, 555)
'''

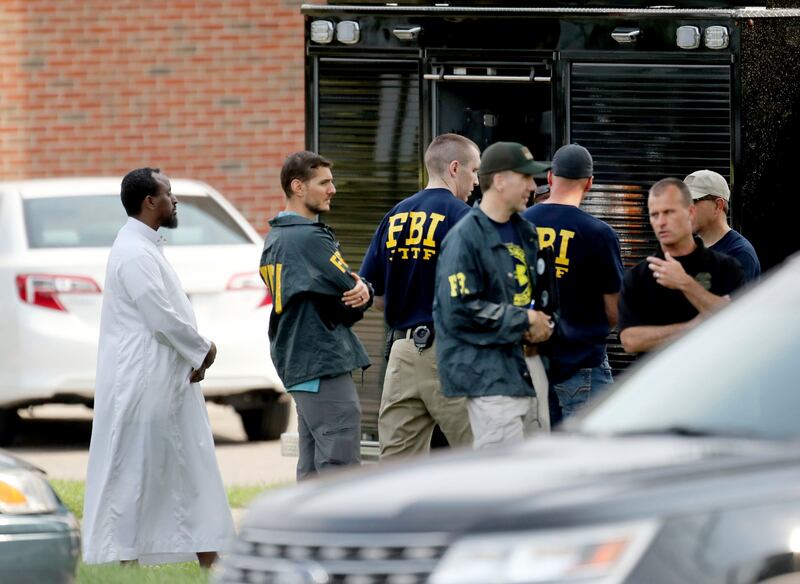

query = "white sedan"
(0, 177), (285, 444)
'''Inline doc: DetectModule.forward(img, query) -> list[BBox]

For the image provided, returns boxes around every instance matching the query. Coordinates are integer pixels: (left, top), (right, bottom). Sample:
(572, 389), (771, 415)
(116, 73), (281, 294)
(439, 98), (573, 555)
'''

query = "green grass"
(51, 479), (286, 519)
(51, 478), (85, 519)
(226, 482), (281, 508)
(53, 480), (287, 582)
(78, 562), (208, 584)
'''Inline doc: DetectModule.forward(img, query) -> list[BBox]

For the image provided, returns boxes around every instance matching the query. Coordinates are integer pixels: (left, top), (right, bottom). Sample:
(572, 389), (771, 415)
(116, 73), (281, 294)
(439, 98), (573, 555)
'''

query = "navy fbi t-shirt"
(488, 218), (532, 308)
(522, 203), (623, 382)
(360, 188), (470, 329)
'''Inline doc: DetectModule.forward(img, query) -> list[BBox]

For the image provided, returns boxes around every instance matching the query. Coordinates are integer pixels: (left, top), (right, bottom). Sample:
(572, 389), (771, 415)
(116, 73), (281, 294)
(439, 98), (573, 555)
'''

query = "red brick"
(0, 0), (303, 225)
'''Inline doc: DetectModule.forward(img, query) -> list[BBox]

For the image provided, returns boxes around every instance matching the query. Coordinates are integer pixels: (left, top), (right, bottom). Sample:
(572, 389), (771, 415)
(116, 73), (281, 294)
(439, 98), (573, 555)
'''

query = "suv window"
(579, 275), (800, 441)
(23, 194), (252, 248)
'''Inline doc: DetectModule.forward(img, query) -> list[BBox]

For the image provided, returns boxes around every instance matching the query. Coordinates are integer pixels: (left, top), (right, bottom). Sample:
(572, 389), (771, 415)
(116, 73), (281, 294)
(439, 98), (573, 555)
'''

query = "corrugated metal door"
(569, 62), (732, 371)
(315, 58), (422, 438)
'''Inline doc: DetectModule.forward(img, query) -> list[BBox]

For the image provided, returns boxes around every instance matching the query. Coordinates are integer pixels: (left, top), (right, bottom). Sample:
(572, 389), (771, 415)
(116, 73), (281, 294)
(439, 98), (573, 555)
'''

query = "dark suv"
(214, 252), (800, 584)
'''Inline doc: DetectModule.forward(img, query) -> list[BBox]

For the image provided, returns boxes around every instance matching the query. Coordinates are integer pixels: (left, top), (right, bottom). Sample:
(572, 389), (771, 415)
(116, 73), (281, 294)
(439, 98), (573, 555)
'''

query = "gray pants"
(291, 373), (361, 481)
(467, 395), (540, 450)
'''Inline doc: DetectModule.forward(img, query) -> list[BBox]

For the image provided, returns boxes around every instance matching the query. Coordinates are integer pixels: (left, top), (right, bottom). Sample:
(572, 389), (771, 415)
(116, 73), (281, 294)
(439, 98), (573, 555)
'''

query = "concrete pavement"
(6, 403), (299, 487)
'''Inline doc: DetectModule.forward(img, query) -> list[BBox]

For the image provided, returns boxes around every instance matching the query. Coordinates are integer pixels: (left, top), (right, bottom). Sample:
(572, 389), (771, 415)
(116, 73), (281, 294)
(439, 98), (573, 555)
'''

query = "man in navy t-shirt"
(522, 144), (623, 419)
(685, 169), (761, 283)
(360, 134), (480, 458)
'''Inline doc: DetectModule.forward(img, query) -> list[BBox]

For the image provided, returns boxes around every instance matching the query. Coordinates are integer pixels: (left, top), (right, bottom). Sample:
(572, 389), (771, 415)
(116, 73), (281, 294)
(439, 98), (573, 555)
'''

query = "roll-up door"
(316, 59), (421, 438)
(569, 62), (732, 371)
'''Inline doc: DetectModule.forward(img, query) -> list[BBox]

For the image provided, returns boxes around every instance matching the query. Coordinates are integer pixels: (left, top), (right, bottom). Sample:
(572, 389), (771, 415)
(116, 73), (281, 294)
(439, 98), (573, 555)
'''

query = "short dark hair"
(120, 167), (161, 216)
(280, 151), (332, 197)
(649, 177), (693, 207)
(424, 134), (479, 177)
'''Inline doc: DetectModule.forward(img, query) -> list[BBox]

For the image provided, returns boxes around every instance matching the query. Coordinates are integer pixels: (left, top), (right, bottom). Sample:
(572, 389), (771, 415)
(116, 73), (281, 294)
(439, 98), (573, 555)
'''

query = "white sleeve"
(118, 254), (211, 370)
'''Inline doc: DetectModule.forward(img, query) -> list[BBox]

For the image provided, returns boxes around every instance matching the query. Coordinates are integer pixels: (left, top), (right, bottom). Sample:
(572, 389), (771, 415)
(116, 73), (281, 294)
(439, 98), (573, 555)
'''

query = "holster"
(384, 324), (435, 360)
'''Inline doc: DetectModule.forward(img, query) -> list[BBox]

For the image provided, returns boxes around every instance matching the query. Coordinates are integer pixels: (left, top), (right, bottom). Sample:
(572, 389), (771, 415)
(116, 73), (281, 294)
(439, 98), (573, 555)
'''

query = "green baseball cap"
(479, 141), (551, 178)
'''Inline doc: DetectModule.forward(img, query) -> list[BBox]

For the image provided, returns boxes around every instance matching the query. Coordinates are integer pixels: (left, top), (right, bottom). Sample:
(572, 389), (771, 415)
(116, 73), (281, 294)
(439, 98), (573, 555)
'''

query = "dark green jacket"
(260, 214), (371, 387)
(433, 205), (549, 398)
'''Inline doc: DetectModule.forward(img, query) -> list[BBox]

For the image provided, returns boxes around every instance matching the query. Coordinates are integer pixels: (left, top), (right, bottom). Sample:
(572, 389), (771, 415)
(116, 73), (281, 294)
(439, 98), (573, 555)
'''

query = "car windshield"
(578, 257), (800, 441)
(23, 194), (252, 248)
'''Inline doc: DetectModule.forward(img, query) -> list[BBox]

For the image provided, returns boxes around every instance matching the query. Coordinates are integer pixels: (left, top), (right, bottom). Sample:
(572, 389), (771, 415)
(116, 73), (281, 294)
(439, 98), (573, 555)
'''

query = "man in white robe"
(83, 167), (234, 567)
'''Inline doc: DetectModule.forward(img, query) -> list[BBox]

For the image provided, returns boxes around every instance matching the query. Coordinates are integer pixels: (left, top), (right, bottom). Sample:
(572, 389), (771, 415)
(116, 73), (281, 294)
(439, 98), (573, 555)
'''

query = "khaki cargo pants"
(379, 338), (472, 459)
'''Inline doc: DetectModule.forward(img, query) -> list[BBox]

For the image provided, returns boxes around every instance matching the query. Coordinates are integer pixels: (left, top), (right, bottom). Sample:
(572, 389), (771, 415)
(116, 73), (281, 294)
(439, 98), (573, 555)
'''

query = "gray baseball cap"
(685, 169), (730, 201)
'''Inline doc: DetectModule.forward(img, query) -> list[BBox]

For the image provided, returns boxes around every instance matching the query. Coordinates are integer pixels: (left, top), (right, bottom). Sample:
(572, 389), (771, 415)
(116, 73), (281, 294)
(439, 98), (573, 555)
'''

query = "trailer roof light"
(336, 21), (360, 45)
(704, 26), (729, 49)
(676, 26), (701, 49)
(310, 20), (334, 44)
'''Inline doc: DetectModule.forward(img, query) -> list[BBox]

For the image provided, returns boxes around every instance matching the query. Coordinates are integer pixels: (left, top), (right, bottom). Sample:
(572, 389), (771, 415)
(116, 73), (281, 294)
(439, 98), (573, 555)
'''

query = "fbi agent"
(434, 141), (556, 449)
(360, 134), (480, 458)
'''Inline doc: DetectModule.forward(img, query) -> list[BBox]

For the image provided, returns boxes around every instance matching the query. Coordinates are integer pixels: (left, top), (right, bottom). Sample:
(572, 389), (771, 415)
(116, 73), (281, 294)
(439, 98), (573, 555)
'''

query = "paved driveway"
(6, 403), (299, 486)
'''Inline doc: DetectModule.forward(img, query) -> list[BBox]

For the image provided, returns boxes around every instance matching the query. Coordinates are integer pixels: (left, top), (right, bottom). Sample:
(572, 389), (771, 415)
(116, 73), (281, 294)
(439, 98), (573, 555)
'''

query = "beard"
(161, 212), (178, 229)
(306, 201), (329, 216)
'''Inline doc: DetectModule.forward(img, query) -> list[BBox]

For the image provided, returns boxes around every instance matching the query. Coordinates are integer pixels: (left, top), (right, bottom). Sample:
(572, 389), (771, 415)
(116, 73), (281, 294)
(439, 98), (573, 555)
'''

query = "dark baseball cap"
(551, 144), (593, 179)
(479, 142), (551, 177)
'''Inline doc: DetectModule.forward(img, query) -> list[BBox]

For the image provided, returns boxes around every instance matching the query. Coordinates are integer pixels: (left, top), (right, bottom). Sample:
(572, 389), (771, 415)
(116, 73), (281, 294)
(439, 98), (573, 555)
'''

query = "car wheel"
(0, 408), (19, 446)
(238, 398), (290, 442)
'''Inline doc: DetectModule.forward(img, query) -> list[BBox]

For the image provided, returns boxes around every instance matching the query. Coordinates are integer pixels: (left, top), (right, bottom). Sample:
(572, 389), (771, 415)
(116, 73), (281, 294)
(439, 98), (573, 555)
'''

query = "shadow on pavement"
(6, 408), (254, 450)
(10, 415), (93, 449)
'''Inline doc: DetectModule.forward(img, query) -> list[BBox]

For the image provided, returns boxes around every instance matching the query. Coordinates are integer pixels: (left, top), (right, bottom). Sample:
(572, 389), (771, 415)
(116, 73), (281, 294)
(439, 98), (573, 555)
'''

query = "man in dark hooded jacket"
(260, 151), (373, 480)
(434, 142), (556, 449)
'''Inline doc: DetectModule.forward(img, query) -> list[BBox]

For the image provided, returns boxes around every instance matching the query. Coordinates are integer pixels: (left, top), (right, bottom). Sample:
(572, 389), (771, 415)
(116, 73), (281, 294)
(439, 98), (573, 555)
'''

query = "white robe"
(82, 217), (234, 565)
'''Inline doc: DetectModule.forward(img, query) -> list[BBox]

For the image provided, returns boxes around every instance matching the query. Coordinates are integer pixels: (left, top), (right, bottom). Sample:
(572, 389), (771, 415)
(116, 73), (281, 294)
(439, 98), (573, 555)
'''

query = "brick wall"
(0, 0), (305, 234)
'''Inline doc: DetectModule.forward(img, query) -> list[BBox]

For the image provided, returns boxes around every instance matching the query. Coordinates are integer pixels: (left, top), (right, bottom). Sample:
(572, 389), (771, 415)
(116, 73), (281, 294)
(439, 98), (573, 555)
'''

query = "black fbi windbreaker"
(259, 214), (371, 387)
(433, 205), (557, 398)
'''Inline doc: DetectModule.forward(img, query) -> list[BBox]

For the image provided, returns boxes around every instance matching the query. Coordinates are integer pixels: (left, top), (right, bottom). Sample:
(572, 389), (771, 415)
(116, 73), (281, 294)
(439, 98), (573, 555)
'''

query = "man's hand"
(647, 253), (692, 291)
(648, 252), (730, 314)
(524, 309), (554, 344)
(190, 341), (217, 383)
(342, 273), (370, 308)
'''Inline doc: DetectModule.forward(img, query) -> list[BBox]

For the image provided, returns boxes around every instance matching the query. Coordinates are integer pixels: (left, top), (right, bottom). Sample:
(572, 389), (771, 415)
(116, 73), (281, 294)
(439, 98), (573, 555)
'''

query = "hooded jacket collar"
(269, 213), (322, 228)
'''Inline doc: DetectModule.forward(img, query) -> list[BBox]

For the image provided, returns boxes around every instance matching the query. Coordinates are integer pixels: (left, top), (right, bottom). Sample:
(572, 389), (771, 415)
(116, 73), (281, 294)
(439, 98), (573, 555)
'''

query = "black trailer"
(301, 0), (800, 441)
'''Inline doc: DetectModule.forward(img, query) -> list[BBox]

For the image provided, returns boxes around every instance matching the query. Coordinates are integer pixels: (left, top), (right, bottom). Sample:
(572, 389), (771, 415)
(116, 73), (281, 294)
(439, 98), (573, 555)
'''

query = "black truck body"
(301, 0), (800, 439)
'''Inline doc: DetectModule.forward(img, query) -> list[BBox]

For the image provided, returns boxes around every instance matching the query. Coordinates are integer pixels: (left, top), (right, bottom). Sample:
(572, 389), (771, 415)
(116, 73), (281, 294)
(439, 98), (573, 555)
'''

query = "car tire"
(238, 398), (290, 442)
(0, 408), (19, 446)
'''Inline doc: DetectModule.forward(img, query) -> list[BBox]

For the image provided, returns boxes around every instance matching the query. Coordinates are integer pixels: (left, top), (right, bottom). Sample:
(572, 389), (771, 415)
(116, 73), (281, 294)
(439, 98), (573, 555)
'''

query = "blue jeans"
(552, 357), (613, 419)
